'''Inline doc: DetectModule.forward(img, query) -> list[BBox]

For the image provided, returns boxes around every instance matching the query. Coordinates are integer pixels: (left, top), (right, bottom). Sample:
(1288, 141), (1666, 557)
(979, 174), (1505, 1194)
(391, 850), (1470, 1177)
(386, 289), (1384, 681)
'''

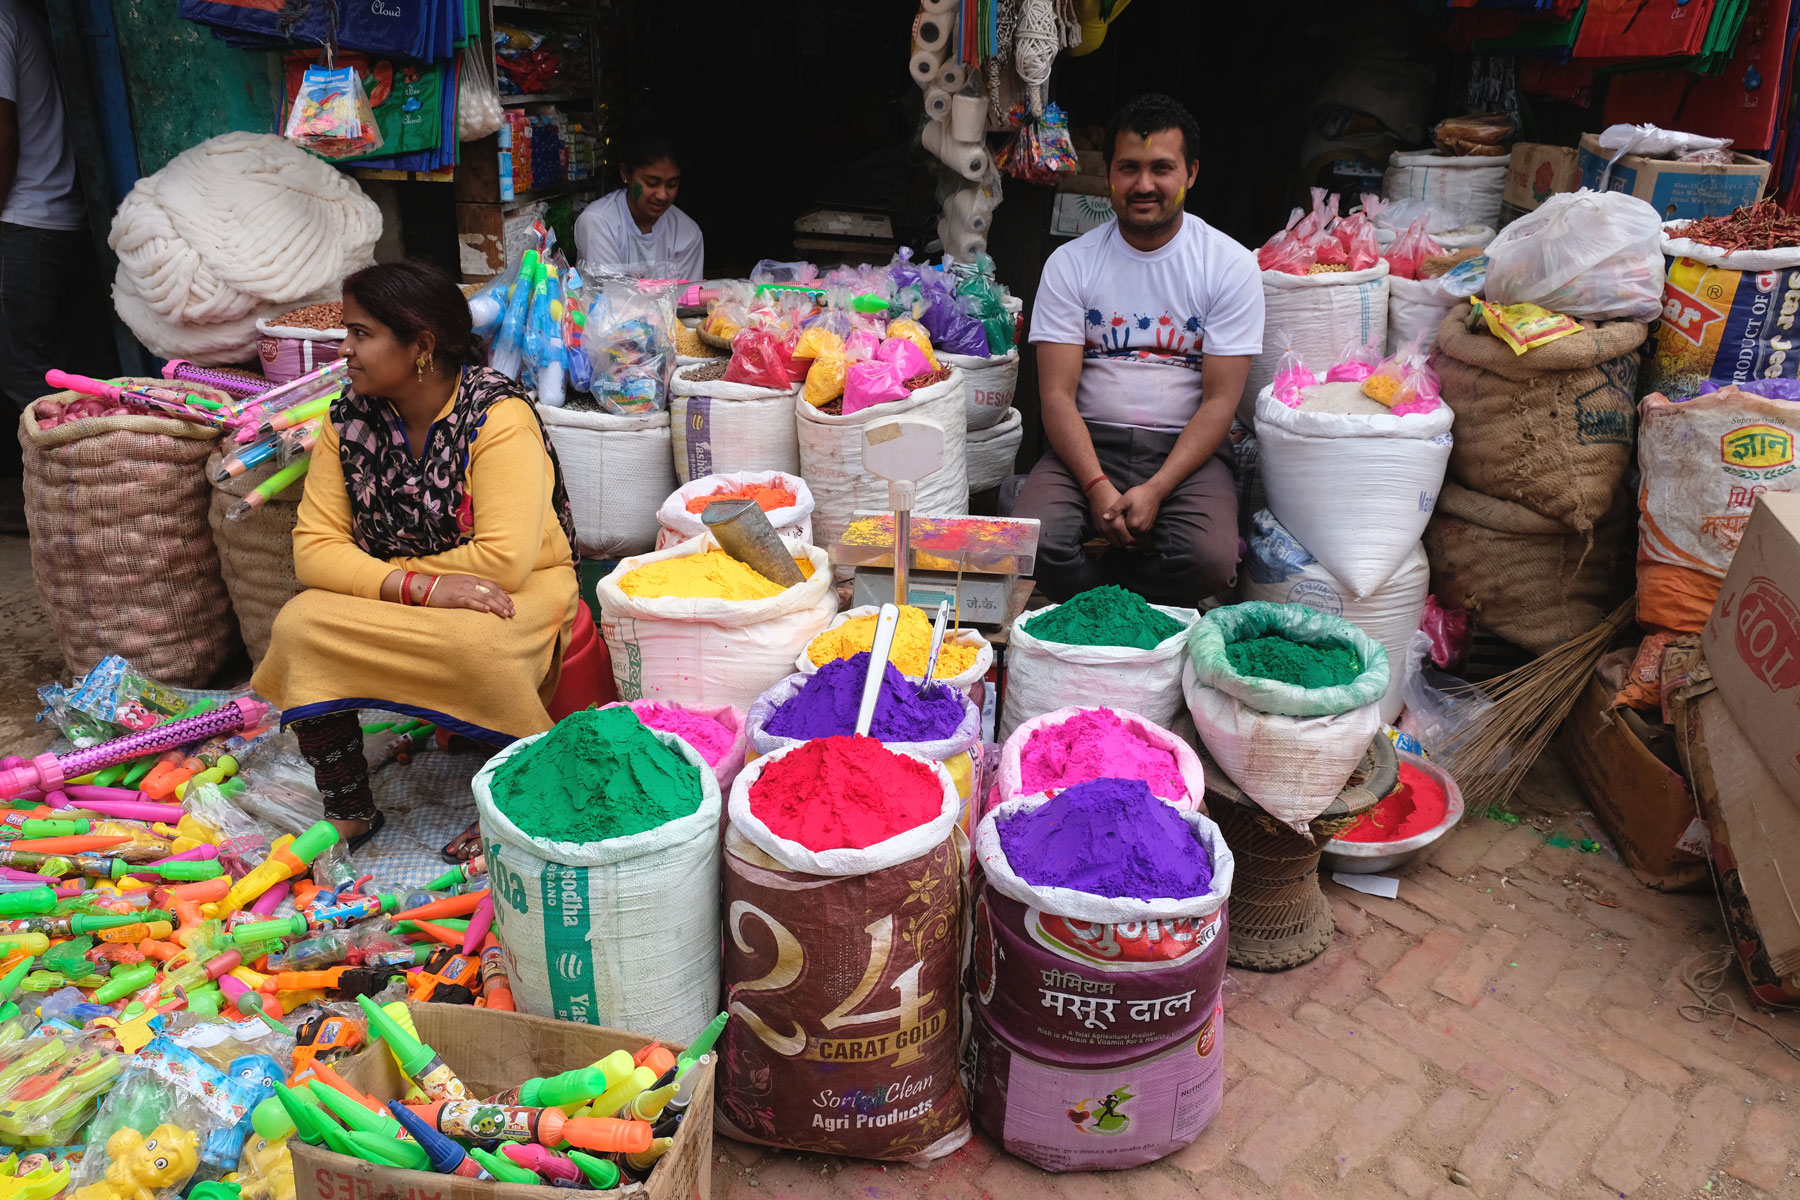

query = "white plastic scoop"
(854, 604), (902, 737)
(861, 420), (946, 604)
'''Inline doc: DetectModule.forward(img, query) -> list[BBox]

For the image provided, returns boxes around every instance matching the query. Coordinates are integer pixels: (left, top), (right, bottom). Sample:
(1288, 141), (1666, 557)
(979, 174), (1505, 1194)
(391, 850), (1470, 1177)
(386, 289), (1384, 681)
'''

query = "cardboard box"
(291, 1003), (713, 1200)
(1559, 673), (1708, 890)
(1701, 493), (1800, 810)
(1576, 132), (1770, 220)
(1669, 665), (1800, 1006)
(1502, 143), (1582, 215)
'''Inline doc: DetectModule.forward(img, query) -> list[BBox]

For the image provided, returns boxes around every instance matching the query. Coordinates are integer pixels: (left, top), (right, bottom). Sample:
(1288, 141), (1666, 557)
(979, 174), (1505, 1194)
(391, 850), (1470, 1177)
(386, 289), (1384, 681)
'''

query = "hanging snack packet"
(284, 65), (383, 158)
(1469, 297), (1581, 356)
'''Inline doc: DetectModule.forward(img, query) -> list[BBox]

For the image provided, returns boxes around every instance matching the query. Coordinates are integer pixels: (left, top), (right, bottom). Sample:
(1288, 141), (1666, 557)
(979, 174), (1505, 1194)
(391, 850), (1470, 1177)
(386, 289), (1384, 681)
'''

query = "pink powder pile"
(1017, 708), (1189, 803)
(629, 702), (735, 768)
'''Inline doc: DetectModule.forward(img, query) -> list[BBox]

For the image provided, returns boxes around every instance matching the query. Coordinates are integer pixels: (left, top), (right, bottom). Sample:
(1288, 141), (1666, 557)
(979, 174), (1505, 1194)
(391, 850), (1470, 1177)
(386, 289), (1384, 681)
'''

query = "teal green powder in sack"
(1025, 585), (1184, 651)
(1225, 636), (1361, 689)
(491, 706), (701, 841)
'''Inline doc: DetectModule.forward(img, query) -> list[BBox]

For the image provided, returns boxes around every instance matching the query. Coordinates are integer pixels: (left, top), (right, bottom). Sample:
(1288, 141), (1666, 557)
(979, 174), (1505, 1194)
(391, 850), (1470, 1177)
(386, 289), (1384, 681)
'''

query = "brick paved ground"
(711, 759), (1800, 1200)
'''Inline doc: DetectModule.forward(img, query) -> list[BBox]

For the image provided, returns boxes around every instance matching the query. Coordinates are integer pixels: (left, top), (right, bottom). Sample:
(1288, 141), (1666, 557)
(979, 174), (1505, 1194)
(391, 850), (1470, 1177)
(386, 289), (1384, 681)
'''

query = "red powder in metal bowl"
(748, 735), (945, 852)
(1337, 762), (1447, 843)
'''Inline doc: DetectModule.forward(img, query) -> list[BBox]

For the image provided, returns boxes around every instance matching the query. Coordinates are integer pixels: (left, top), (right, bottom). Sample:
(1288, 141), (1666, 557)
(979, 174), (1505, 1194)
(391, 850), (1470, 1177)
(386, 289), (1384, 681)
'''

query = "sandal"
(347, 810), (387, 854)
(441, 819), (482, 863)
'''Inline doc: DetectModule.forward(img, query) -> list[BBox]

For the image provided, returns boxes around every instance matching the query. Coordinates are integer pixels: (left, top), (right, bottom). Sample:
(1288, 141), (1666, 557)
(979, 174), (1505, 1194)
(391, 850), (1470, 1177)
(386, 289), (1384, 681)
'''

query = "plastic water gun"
(44, 370), (225, 426)
(210, 821), (338, 917)
(289, 1012), (365, 1085)
(225, 458), (310, 521)
(490, 249), (540, 379)
(407, 946), (480, 1004)
(386, 1101), (485, 1178)
(0, 699), (268, 799)
(356, 994), (469, 1101)
(530, 265), (568, 407)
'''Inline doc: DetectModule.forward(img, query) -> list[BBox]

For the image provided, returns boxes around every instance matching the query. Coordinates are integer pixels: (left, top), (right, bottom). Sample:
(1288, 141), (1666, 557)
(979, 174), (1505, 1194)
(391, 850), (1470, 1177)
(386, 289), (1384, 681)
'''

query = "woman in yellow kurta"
(253, 260), (579, 849)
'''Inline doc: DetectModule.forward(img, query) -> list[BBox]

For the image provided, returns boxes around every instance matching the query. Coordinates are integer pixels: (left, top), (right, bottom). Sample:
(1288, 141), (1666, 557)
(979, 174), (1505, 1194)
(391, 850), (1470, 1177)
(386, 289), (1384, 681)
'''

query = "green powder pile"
(1026, 586), (1185, 651)
(491, 706), (702, 841)
(1226, 636), (1362, 688)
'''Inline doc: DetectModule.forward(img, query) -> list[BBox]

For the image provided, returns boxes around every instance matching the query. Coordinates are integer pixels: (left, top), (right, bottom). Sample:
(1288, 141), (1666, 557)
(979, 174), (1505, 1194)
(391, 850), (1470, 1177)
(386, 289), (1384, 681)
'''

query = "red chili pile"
(1677, 200), (1800, 252)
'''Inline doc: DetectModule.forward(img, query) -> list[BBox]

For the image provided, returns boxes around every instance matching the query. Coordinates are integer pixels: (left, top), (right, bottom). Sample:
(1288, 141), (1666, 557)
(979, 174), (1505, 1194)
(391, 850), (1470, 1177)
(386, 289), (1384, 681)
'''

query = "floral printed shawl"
(335, 365), (577, 560)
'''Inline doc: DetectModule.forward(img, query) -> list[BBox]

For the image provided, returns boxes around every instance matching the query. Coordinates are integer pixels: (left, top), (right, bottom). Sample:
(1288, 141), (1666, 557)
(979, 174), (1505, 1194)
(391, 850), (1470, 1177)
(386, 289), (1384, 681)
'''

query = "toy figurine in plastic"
(223, 1132), (292, 1200)
(70, 1125), (199, 1200)
(0, 1154), (69, 1200)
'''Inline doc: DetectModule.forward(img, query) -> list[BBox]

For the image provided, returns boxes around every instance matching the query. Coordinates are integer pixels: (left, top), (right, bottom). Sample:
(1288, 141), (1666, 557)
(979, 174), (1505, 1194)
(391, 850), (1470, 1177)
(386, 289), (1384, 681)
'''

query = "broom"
(1441, 595), (1637, 815)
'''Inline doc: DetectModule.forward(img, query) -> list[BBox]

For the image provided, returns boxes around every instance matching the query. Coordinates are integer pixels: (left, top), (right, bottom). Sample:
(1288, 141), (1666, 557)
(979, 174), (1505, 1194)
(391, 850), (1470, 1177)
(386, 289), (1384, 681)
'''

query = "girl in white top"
(573, 124), (704, 281)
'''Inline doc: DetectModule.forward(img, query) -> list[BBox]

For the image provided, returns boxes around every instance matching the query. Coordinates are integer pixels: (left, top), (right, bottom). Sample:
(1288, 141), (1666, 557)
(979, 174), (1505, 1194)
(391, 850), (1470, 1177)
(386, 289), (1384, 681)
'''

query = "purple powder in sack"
(997, 777), (1213, 901)
(765, 652), (967, 743)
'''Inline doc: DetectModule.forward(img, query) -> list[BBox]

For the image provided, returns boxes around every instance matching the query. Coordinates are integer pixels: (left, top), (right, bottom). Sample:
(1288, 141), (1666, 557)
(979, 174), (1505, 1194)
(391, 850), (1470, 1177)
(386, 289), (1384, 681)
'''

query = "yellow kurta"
(252, 393), (578, 742)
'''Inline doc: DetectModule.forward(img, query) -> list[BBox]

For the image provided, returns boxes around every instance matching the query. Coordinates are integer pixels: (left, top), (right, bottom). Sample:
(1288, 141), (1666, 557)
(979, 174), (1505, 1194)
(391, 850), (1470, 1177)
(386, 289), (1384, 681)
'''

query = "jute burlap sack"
(1435, 312), (1647, 534)
(22, 383), (239, 685)
(207, 450), (303, 669)
(1423, 481), (1633, 655)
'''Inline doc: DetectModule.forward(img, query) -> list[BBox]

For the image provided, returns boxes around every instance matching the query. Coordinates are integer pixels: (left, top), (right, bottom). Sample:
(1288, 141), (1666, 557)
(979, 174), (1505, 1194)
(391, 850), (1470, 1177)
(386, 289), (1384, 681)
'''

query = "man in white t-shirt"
(573, 121), (704, 281)
(1015, 94), (1263, 605)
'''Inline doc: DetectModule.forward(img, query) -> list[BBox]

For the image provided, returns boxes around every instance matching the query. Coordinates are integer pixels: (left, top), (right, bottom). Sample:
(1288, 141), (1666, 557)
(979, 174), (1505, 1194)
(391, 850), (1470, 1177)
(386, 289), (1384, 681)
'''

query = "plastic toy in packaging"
(580, 282), (675, 414)
(0, 1155), (68, 1200)
(69, 1124), (198, 1200)
(283, 66), (383, 159)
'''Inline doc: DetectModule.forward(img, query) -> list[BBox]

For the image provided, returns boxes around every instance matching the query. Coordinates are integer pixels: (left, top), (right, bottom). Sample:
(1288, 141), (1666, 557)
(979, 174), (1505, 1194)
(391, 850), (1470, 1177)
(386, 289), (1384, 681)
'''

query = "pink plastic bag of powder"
(1389, 352), (1442, 416)
(1324, 337), (1381, 384)
(844, 327), (881, 362)
(842, 360), (911, 414)
(1269, 332), (1316, 407)
(875, 336), (931, 380)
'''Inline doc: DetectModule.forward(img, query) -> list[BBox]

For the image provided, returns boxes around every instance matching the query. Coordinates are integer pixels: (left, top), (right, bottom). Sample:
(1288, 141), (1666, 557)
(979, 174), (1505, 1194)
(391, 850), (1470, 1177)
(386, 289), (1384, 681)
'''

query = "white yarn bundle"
(109, 133), (383, 363)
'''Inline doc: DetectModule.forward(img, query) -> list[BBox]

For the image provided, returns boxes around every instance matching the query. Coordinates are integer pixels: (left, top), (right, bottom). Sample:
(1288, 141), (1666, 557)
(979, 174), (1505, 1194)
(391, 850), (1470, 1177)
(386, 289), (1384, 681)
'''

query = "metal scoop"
(854, 605), (902, 737)
(917, 600), (951, 695)
(702, 499), (804, 588)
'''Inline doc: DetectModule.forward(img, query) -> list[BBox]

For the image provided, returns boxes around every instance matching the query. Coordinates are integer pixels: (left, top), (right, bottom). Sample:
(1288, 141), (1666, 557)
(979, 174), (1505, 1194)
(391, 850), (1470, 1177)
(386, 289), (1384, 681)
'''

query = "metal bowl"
(1320, 751), (1465, 874)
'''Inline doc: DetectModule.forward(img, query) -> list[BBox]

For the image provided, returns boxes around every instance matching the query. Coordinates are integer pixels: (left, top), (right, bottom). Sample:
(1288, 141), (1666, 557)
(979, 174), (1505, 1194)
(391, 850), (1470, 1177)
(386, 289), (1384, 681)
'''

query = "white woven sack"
(937, 347), (1019, 431)
(796, 370), (970, 566)
(655, 470), (815, 551)
(1385, 274), (1459, 355)
(966, 406), (1023, 492)
(728, 741), (961, 877)
(797, 604), (993, 694)
(997, 704), (1206, 811)
(472, 725), (722, 1041)
(595, 533), (837, 711)
(1253, 385), (1452, 599)
(1244, 263), (1391, 422)
(537, 404), (674, 557)
(1240, 509), (1427, 724)
(998, 602), (1198, 740)
(667, 364), (800, 484)
(1181, 658), (1380, 833)
(1382, 149), (1510, 230)
(746, 670), (980, 764)
(975, 795), (1234, 922)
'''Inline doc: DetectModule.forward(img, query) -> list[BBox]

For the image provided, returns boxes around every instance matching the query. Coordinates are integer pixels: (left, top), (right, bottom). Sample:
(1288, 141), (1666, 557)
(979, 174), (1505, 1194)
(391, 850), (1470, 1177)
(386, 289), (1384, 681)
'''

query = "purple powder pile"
(997, 777), (1213, 901)
(765, 651), (968, 743)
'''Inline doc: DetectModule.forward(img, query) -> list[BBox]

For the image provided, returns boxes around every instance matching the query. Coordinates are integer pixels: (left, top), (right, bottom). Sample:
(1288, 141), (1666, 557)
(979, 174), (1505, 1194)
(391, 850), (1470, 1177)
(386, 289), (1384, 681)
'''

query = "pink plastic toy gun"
(0, 699), (268, 799)
(44, 370), (224, 426)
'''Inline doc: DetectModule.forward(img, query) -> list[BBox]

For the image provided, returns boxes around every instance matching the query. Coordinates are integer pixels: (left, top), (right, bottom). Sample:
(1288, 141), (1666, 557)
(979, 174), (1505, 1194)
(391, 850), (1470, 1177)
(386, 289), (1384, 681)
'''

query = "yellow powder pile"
(620, 551), (812, 600)
(807, 605), (979, 677)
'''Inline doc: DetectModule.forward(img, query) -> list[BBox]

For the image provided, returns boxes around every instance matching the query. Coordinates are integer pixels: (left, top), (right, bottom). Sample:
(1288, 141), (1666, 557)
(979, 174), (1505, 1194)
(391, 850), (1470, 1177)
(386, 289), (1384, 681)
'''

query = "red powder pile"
(748, 735), (945, 852)
(685, 482), (797, 515)
(1338, 762), (1448, 843)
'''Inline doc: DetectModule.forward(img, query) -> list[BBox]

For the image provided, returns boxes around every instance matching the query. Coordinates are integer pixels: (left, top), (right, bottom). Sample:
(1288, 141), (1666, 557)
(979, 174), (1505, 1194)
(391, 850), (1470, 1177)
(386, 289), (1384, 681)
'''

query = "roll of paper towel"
(915, 13), (950, 51)
(938, 217), (988, 264)
(924, 87), (953, 120)
(945, 186), (992, 234)
(950, 93), (986, 142)
(936, 61), (969, 91)
(910, 45), (946, 87)
(922, 120), (989, 182)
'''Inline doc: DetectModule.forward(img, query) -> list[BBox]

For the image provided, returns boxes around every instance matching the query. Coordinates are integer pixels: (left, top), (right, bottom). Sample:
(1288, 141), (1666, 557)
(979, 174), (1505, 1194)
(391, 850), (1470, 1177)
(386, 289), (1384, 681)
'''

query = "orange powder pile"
(685, 483), (797, 515)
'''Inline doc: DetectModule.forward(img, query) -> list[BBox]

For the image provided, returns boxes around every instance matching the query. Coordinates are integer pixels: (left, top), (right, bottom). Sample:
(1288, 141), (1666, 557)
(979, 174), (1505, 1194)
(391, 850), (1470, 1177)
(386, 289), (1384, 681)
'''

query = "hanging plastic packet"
(1270, 333), (1317, 407)
(283, 64), (383, 159)
(1323, 338), (1381, 384)
(1469, 296), (1581, 356)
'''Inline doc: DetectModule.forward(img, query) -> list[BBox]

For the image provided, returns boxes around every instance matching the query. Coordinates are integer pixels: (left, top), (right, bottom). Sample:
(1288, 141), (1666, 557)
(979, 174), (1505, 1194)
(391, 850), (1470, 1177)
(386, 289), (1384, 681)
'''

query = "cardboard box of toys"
(1576, 132), (1770, 220)
(291, 1003), (714, 1200)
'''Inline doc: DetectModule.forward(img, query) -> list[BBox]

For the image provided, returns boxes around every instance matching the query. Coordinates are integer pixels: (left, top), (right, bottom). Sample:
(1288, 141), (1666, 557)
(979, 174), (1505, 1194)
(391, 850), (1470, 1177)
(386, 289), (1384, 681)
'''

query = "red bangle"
(422, 576), (441, 607)
(1080, 472), (1110, 494)
(400, 571), (417, 605)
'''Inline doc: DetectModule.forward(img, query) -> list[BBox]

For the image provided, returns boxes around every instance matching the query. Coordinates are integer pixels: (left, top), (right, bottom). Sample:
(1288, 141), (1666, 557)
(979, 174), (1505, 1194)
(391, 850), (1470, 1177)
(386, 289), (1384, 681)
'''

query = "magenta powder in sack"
(629, 702), (733, 767)
(997, 777), (1212, 901)
(765, 652), (966, 742)
(1018, 708), (1189, 803)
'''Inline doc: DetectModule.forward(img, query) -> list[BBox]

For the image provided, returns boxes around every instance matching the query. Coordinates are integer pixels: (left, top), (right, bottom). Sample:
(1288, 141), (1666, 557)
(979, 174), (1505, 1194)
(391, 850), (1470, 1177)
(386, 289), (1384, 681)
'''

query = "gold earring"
(415, 352), (429, 382)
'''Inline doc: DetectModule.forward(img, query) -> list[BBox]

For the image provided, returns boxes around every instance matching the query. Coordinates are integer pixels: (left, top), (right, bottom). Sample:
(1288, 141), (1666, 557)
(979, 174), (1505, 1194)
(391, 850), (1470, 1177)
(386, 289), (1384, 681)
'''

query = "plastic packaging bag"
(921, 280), (989, 355)
(1258, 208), (1316, 275)
(1335, 211), (1382, 271)
(283, 65), (383, 158)
(842, 360), (911, 415)
(876, 335), (932, 379)
(724, 328), (792, 389)
(1483, 190), (1664, 322)
(1420, 594), (1471, 669)
(1397, 631), (1494, 759)
(1389, 351), (1442, 416)
(1324, 338), (1381, 383)
(580, 280), (676, 414)
(1385, 215), (1442, 281)
(1469, 296), (1582, 355)
(1270, 333), (1317, 407)
(885, 316), (938, 368)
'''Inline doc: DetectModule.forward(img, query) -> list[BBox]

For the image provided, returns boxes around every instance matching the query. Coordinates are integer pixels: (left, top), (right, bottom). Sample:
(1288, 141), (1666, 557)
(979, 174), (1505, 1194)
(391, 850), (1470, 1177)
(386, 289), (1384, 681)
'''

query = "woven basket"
(22, 383), (240, 686)
(207, 449), (304, 670)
